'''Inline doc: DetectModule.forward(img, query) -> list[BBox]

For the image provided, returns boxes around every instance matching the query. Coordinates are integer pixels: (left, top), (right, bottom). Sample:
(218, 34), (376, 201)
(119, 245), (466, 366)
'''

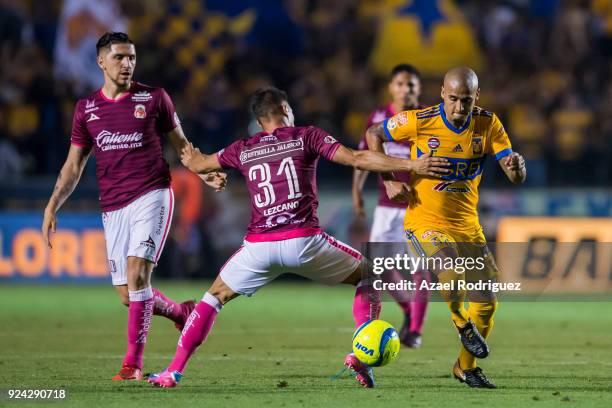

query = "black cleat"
(457, 320), (489, 358)
(453, 360), (497, 388)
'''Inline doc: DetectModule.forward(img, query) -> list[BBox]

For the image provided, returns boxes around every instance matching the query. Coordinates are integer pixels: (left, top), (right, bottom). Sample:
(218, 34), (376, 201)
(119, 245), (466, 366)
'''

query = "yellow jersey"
(383, 103), (512, 231)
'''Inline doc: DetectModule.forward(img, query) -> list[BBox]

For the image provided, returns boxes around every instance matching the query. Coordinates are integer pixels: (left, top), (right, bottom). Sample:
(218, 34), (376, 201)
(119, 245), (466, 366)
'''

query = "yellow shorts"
(405, 225), (499, 282)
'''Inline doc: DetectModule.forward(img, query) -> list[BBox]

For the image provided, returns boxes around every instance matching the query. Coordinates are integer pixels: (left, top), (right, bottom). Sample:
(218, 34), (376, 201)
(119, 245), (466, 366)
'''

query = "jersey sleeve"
(487, 113), (513, 160)
(157, 88), (179, 133)
(305, 126), (341, 160)
(382, 110), (417, 143)
(70, 101), (92, 148)
(216, 140), (242, 169)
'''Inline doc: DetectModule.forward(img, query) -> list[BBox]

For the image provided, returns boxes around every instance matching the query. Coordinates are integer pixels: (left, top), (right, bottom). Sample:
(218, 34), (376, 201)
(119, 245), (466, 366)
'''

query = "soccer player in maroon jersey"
(352, 64), (430, 348)
(41, 32), (226, 381)
(147, 87), (450, 388)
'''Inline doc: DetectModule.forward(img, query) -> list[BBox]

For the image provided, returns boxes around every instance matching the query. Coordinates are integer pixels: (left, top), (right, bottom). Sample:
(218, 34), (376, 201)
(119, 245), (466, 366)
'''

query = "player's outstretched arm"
(42, 145), (92, 248)
(499, 152), (527, 184)
(167, 126), (227, 191)
(180, 142), (225, 176)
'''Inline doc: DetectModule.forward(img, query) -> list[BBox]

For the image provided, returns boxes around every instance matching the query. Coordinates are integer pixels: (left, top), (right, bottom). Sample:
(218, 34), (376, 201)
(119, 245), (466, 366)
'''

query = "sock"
(382, 268), (412, 316)
(167, 292), (222, 374)
(458, 301), (498, 370)
(352, 279), (381, 329)
(409, 270), (430, 334)
(437, 269), (469, 328)
(123, 287), (154, 369)
(152, 287), (185, 324)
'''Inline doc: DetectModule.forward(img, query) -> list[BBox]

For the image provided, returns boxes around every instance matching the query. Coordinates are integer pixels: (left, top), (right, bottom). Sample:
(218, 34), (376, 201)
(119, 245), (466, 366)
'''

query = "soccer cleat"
(112, 364), (143, 381)
(344, 353), (375, 388)
(147, 369), (183, 388)
(175, 300), (197, 332)
(402, 331), (422, 348)
(453, 360), (497, 388)
(457, 319), (489, 358)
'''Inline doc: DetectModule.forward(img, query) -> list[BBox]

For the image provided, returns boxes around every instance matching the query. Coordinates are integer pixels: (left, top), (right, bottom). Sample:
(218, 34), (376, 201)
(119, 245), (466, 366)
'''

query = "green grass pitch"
(1, 282), (611, 407)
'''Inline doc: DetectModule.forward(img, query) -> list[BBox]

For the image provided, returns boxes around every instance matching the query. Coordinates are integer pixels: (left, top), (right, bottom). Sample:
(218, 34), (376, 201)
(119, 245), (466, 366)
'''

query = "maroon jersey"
(358, 103), (421, 208)
(217, 126), (340, 242)
(70, 82), (178, 211)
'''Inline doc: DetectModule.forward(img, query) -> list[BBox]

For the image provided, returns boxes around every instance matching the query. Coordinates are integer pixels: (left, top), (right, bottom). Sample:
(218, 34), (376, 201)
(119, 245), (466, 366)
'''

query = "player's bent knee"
(208, 277), (239, 305)
(341, 265), (364, 286)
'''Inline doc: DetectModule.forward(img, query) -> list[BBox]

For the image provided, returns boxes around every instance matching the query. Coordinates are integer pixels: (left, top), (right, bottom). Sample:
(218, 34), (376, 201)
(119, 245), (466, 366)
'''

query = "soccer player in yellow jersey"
(366, 66), (526, 388)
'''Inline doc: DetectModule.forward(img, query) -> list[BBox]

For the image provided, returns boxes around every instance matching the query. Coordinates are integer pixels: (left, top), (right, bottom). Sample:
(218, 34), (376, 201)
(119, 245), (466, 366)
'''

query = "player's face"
(281, 101), (295, 127)
(98, 43), (136, 88)
(388, 72), (421, 109)
(441, 82), (479, 124)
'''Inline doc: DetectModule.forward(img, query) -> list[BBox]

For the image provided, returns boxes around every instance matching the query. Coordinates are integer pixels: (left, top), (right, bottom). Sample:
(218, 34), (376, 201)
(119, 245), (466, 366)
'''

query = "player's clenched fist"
(412, 152), (451, 177)
(41, 209), (57, 249)
(503, 152), (525, 172)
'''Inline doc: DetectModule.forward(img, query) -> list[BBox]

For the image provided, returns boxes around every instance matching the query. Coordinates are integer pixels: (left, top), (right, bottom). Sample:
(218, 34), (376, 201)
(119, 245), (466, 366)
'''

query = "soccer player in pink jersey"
(352, 64), (430, 348)
(147, 87), (450, 388)
(41, 32), (226, 381)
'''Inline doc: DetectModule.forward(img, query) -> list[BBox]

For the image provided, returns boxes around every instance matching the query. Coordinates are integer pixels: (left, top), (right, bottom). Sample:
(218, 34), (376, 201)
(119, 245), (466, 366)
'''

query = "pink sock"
(352, 280), (381, 329)
(382, 268), (412, 316)
(123, 287), (154, 369)
(152, 287), (184, 324)
(168, 292), (222, 373)
(409, 270), (430, 334)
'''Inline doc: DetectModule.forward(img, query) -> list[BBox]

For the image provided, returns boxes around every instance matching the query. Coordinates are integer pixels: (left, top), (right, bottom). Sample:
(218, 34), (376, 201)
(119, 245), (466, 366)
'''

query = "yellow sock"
(437, 270), (469, 327)
(458, 301), (498, 370)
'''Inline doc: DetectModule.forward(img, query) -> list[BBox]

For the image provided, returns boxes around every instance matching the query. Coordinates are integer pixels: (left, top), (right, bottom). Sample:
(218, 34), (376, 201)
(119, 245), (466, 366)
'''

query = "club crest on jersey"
(427, 137), (440, 149)
(134, 104), (146, 119)
(453, 144), (463, 152)
(131, 91), (152, 102)
(472, 137), (483, 154)
(324, 135), (337, 144)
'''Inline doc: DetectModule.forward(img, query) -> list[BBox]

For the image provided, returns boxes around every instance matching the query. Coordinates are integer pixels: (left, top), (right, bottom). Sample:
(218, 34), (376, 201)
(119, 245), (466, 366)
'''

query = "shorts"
(219, 233), (362, 296)
(405, 225), (499, 282)
(102, 188), (174, 285)
(369, 206), (406, 242)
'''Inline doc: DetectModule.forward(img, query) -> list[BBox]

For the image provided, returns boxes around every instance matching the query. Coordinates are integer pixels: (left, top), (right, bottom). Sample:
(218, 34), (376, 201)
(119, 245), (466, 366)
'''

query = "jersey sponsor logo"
(439, 156), (485, 181)
(131, 91), (152, 102)
(472, 137), (483, 154)
(427, 137), (440, 149)
(139, 235), (156, 250)
(239, 138), (304, 164)
(87, 113), (100, 122)
(324, 135), (337, 144)
(453, 144), (463, 152)
(96, 130), (144, 151)
(134, 104), (147, 119)
(265, 212), (296, 227)
(260, 134), (278, 142)
(433, 181), (471, 193)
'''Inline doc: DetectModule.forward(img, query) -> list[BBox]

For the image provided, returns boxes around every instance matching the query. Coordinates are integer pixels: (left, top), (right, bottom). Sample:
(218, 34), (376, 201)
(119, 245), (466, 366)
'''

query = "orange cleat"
(112, 364), (143, 381)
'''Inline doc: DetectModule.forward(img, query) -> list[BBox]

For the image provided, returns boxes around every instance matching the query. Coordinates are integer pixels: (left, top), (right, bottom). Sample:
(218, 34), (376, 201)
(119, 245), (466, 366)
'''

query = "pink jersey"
(358, 103), (422, 208)
(70, 82), (178, 211)
(217, 126), (341, 242)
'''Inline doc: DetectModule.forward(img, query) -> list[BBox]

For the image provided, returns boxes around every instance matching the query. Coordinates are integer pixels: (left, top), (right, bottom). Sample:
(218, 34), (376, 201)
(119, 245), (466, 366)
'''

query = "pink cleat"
(175, 300), (197, 332)
(147, 369), (183, 388)
(344, 353), (375, 388)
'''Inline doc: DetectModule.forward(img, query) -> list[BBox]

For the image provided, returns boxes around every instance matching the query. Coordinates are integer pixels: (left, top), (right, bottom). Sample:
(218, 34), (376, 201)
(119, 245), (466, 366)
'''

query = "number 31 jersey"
(216, 126), (341, 242)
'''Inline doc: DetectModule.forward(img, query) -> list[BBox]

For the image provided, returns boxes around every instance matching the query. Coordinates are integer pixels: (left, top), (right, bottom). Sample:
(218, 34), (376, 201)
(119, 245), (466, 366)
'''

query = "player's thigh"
(102, 208), (130, 286)
(127, 188), (174, 264)
(458, 228), (499, 302)
(405, 226), (459, 261)
(218, 242), (281, 297)
(369, 206), (405, 242)
(295, 233), (362, 285)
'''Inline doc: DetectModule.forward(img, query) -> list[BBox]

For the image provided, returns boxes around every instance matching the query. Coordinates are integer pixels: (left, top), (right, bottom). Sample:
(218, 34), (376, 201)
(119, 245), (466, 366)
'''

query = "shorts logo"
(139, 235), (156, 250)
(472, 137), (483, 155)
(427, 137), (440, 149)
(421, 230), (437, 239)
(324, 135), (337, 144)
(108, 260), (117, 274)
(134, 104), (147, 119)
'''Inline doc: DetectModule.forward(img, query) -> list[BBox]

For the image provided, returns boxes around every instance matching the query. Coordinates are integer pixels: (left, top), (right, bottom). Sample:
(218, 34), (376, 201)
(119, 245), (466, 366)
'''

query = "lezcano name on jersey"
(263, 200), (299, 216)
(240, 139), (304, 164)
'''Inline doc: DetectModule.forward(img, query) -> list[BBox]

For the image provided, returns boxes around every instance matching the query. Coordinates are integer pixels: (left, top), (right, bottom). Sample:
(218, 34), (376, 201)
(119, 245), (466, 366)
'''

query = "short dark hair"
(390, 64), (421, 81)
(250, 87), (288, 119)
(96, 32), (133, 55)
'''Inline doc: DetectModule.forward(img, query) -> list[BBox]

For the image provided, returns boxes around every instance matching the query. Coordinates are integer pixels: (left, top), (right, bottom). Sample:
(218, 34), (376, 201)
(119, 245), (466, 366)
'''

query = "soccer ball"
(352, 320), (400, 367)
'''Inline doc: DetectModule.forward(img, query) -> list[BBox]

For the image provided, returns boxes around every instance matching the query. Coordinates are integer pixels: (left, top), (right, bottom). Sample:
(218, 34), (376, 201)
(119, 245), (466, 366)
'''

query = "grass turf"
(0, 282), (611, 407)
